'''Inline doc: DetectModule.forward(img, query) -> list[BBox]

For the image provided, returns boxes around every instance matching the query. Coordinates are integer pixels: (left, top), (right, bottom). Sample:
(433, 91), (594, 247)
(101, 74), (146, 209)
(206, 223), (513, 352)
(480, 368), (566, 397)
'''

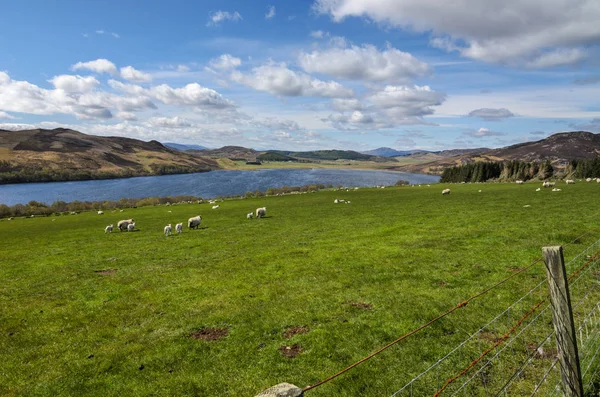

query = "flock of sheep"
(102, 207), (267, 236)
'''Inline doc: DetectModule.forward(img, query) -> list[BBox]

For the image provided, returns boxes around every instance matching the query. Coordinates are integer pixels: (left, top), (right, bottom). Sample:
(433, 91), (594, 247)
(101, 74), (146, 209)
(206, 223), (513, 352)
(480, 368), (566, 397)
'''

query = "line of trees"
(440, 160), (555, 183)
(566, 158), (600, 178)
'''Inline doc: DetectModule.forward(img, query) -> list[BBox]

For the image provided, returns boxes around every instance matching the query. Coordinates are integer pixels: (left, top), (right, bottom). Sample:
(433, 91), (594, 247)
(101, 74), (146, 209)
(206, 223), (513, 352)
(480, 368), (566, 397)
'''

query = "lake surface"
(0, 168), (440, 206)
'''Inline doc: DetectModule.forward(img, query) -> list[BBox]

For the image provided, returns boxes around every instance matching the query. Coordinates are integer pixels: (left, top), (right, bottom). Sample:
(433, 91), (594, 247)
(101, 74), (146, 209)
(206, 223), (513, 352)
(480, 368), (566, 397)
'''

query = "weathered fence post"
(542, 246), (583, 397)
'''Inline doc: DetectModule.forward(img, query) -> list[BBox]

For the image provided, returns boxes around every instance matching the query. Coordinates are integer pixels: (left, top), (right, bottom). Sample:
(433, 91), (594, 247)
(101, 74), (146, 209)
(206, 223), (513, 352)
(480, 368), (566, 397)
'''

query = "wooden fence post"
(542, 246), (584, 397)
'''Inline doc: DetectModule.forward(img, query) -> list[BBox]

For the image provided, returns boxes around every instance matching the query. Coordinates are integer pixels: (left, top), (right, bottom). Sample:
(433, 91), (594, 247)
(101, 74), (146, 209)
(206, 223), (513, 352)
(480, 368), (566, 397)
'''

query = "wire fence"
(297, 237), (600, 396)
(390, 238), (600, 396)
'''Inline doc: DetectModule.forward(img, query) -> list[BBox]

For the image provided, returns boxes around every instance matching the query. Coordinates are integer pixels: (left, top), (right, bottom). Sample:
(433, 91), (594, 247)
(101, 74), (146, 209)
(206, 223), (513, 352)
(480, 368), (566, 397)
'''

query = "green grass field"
(2, 182), (600, 396)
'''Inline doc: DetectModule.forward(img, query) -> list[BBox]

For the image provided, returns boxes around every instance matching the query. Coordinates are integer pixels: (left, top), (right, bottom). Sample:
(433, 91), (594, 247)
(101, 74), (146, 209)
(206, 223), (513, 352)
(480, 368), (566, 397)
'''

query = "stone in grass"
(190, 327), (228, 341)
(279, 344), (303, 358)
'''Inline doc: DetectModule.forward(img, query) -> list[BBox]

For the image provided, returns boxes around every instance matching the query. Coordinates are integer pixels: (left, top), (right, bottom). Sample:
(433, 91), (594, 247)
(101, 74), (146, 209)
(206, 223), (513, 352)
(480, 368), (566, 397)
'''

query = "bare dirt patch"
(283, 326), (309, 339)
(95, 269), (117, 275)
(190, 328), (228, 341)
(349, 302), (373, 310)
(279, 344), (303, 358)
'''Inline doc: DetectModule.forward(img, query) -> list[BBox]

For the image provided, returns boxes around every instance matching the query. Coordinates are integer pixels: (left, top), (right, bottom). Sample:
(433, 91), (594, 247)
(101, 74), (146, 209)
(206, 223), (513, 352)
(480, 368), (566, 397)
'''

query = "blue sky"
(0, 0), (599, 151)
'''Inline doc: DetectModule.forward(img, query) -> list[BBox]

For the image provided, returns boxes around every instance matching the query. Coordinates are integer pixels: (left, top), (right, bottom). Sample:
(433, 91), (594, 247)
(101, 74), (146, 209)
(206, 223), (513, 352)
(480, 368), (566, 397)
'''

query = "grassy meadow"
(2, 182), (600, 396)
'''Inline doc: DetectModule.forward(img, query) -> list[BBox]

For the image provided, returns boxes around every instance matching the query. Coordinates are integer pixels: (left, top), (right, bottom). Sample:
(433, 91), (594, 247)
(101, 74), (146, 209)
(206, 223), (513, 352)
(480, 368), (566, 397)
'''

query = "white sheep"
(164, 224), (172, 236)
(175, 223), (183, 234)
(597, 178), (600, 183)
(188, 215), (202, 229)
(212, 205), (220, 209)
(586, 178), (592, 182)
(516, 180), (524, 184)
(442, 189), (451, 195)
(536, 188), (541, 191)
(117, 219), (134, 231)
(256, 207), (267, 218)
(104, 224), (113, 233)
(127, 222), (135, 232)
(565, 179), (575, 184)
(97, 210), (104, 215)
(552, 188), (562, 192)
(120, 209), (124, 212)
(247, 212), (253, 219)
(334, 199), (339, 204)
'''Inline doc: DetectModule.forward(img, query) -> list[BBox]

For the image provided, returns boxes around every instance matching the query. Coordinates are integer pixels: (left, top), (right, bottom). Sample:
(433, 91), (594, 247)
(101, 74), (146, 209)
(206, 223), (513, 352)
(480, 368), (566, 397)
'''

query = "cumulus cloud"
(49, 75), (100, 93)
(208, 54), (242, 71)
(0, 123), (37, 131)
(314, 0), (600, 68)
(251, 117), (301, 131)
(120, 66), (152, 82)
(231, 62), (353, 98)
(299, 43), (431, 83)
(116, 111), (137, 121)
(325, 85), (445, 130)
(265, 5), (276, 19)
(463, 127), (506, 138)
(468, 108), (515, 121)
(147, 116), (193, 128)
(72, 59), (118, 75)
(149, 83), (236, 108)
(207, 10), (242, 26)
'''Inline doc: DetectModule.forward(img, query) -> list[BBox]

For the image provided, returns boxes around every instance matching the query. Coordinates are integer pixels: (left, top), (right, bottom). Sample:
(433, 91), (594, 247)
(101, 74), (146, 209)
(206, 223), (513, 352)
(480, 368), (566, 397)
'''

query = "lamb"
(247, 212), (253, 219)
(117, 219), (134, 231)
(442, 189), (451, 195)
(552, 188), (562, 192)
(164, 224), (172, 236)
(586, 178), (592, 182)
(175, 223), (183, 234)
(188, 215), (202, 229)
(516, 180), (524, 184)
(127, 223), (135, 232)
(98, 210), (104, 215)
(104, 224), (113, 233)
(536, 188), (541, 191)
(256, 207), (267, 218)
(212, 205), (220, 209)
(565, 179), (575, 184)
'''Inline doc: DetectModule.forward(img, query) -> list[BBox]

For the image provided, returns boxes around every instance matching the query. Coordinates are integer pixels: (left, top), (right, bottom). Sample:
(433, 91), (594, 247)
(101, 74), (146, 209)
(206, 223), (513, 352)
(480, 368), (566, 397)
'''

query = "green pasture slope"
(1, 182), (600, 396)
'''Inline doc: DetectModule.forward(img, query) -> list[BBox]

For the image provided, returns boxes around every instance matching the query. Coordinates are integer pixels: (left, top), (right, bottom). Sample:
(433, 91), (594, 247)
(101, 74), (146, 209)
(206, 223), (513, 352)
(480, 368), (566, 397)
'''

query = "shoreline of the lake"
(0, 168), (440, 206)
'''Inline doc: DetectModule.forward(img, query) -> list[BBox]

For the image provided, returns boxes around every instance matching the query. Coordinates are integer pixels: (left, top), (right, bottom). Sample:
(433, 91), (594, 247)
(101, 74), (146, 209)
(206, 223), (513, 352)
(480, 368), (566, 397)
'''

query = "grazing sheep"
(97, 211), (104, 215)
(586, 178), (592, 182)
(120, 209), (124, 212)
(188, 215), (202, 229)
(175, 223), (183, 234)
(164, 224), (172, 236)
(566, 179), (575, 184)
(442, 189), (451, 195)
(552, 188), (562, 192)
(536, 188), (541, 191)
(516, 180), (524, 185)
(256, 207), (267, 218)
(247, 212), (253, 219)
(117, 219), (134, 231)
(127, 223), (135, 232)
(597, 178), (600, 183)
(543, 181), (556, 188)
(212, 205), (220, 209)
(104, 224), (113, 234)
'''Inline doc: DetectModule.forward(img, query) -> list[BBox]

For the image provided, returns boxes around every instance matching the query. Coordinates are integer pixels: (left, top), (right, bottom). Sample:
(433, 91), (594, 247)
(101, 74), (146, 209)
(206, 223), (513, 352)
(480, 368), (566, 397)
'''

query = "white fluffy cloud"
(149, 83), (236, 108)
(231, 62), (353, 98)
(208, 54), (242, 71)
(299, 43), (431, 83)
(325, 85), (445, 130)
(49, 75), (100, 93)
(147, 116), (192, 128)
(0, 111), (15, 119)
(207, 10), (242, 26)
(265, 6), (276, 19)
(251, 117), (301, 131)
(314, 0), (600, 67)
(310, 30), (329, 39)
(72, 59), (118, 75)
(120, 66), (152, 82)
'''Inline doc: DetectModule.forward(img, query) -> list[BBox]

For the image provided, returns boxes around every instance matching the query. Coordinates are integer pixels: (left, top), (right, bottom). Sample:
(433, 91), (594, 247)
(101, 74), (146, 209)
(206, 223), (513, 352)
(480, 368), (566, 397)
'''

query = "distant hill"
(276, 149), (381, 161)
(362, 147), (429, 157)
(163, 142), (208, 151)
(198, 146), (260, 161)
(0, 128), (218, 184)
(394, 131), (600, 175)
